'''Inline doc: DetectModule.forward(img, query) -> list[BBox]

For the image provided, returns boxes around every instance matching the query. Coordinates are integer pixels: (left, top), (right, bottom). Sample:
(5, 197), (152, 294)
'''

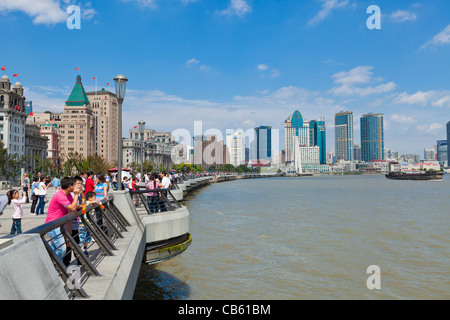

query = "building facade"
(436, 140), (448, 166)
(309, 119), (326, 164)
(285, 110), (309, 163)
(0, 75), (27, 157)
(59, 75), (96, 161)
(335, 111), (354, 162)
(447, 121), (450, 165)
(360, 113), (384, 162)
(255, 126), (272, 161)
(87, 89), (119, 164)
(226, 131), (245, 167)
(25, 124), (48, 173)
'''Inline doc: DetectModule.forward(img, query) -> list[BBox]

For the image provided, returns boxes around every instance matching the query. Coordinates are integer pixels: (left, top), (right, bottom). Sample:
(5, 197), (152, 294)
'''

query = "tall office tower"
(335, 111), (354, 161)
(309, 119), (326, 164)
(59, 75), (96, 161)
(226, 131), (245, 167)
(255, 126), (272, 161)
(25, 101), (33, 115)
(0, 75), (27, 157)
(424, 148), (436, 161)
(447, 121), (450, 164)
(193, 135), (205, 165)
(87, 88), (119, 163)
(285, 110), (309, 163)
(360, 113), (384, 162)
(436, 140), (448, 166)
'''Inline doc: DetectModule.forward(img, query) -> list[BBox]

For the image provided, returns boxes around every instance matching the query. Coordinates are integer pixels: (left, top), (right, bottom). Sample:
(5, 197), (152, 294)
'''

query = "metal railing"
(25, 195), (131, 299)
(131, 186), (182, 214)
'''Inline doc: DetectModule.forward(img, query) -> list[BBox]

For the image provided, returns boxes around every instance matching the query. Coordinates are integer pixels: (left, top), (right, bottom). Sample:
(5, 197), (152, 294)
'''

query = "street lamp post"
(114, 74), (128, 189)
(138, 120), (145, 182)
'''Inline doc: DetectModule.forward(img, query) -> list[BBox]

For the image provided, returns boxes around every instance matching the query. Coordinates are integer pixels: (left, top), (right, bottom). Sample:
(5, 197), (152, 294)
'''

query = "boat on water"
(385, 171), (444, 181)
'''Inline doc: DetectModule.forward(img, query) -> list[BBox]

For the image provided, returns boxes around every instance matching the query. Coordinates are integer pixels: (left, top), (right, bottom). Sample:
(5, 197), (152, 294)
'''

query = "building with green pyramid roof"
(59, 75), (96, 161)
(66, 75), (91, 107)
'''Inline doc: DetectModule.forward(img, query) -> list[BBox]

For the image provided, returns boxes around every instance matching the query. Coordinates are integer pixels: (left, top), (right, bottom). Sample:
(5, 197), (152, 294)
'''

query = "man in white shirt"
(159, 171), (172, 212)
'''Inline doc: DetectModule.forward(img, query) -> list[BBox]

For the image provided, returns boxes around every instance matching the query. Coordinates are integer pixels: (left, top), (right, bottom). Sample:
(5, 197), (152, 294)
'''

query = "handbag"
(30, 193), (37, 201)
(33, 188), (39, 196)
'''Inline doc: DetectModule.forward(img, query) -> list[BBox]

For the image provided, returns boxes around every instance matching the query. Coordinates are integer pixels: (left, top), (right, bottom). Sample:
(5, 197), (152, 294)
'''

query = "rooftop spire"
(66, 75), (90, 106)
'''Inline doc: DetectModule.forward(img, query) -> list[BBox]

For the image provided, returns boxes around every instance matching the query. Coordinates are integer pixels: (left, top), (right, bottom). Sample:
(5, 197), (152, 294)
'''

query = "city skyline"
(1, 0), (450, 155)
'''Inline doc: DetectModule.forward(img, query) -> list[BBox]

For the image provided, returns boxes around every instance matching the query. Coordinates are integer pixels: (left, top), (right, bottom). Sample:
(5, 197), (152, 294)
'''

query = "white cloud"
(329, 66), (396, 97)
(0, 0), (97, 25)
(390, 10), (417, 23)
(185, 58), (212, 73)
(416, 123), (444, 135)
(390, 114), (417, 124)
(271, 69), (281, 78)
(120, 0), (158, 9)
(421, 24), (450, 49)
(186, 58), (200, 67)
(0, 0), (67, 25)
(309, 0), (350, 25)
(257, 64), (268, 71)
(332, 66), (373, 85)
(218, 0), (252, 18)
(393, 90), (439, 106)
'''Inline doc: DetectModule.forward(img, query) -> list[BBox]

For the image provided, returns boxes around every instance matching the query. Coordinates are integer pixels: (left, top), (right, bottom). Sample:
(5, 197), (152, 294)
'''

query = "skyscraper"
(309, 120), (326, 164)
(255, 126), (272, 161)
(447, 121), (450, 165)
(436, 140), (447, 166)
(335, 111), (354, 161)
(226, 131), (245, 167)
(285, 110), (309, 163)
(360, 113), (384, 162)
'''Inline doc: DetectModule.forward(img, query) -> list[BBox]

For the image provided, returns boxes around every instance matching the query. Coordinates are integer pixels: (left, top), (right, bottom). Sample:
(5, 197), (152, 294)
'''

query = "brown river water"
(133, 175), (450, 300)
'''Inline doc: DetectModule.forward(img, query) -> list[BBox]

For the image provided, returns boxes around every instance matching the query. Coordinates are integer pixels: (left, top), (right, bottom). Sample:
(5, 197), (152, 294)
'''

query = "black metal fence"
(131, 187), (182, 214)
(25, 195), (131, 299)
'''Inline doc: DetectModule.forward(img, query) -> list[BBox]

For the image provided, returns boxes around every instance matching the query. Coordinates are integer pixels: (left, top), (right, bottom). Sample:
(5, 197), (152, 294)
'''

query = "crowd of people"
(0, 169), (184, 263)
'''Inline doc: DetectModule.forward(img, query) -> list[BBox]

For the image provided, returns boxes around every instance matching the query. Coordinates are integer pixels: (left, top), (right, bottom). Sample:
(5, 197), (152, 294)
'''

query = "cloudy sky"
(1, 0), (450, 154)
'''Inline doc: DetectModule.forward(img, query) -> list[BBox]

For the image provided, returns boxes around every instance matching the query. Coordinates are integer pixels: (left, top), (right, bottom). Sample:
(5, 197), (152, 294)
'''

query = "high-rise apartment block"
(335, 111), (354, 161)
(360, 113), (384, 162)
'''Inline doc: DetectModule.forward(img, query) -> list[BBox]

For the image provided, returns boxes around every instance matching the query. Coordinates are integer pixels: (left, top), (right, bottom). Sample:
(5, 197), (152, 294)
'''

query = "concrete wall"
(0, 234), (68, 300)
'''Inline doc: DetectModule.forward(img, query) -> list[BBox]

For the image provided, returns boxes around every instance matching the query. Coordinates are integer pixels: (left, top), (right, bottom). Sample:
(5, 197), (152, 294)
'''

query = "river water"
(133, 175), (450, 300)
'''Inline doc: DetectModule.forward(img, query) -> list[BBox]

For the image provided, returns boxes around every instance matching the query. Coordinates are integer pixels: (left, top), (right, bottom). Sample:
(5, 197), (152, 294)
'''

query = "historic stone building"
(0, 75), (27, 157)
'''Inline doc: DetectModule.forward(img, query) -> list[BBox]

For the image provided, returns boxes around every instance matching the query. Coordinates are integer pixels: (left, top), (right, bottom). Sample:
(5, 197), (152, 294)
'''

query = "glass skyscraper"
(447, 121), (450, 165)
(255, 126), (272, 161)
(309, 120), (326, 164)
(360, 113), (384, 162)
(285, 110), (309, 163)
(335, 111), (354, 161)
(436, 140), (447, 166)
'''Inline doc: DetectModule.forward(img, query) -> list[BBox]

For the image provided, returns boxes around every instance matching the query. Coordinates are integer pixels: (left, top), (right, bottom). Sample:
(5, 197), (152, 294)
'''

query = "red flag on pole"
(75, 67), (79, 70)
(107, 83), (110, 85)
(1, 66), (5, 71)
(134, 126), (137, 129)
(13, 73), (18, 77)
(93, 77), (96, 80)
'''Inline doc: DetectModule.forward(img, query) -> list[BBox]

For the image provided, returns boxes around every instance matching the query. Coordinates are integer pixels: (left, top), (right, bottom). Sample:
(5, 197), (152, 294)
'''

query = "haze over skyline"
(1, 0), (449, 155)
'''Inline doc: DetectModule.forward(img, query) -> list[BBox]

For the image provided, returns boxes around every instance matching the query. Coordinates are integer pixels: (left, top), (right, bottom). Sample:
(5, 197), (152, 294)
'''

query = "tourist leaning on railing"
(45, 177), (82, 260)
(146, 173), (161, 214)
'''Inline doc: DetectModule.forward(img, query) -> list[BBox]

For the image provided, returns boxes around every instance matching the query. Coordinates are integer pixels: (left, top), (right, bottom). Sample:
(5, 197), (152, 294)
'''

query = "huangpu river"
(133, 175), (450, 300)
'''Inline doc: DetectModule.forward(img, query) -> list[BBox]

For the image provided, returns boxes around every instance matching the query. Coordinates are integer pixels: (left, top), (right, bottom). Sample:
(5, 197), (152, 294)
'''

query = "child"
(78, 191), (96, 256)
(7, 189), (27, 235)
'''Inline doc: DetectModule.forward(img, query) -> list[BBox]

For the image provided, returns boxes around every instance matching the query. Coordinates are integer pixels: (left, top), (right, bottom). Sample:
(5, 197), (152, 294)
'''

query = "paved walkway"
(0, 188), (60, 238)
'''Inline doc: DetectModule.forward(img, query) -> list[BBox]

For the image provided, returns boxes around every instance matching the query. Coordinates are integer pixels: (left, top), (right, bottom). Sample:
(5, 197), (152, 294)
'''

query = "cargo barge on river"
(385, 171), (444, 181)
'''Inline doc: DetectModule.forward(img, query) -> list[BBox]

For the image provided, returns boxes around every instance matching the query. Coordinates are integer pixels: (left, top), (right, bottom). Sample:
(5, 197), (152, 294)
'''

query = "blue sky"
(1, 0), (450, 155)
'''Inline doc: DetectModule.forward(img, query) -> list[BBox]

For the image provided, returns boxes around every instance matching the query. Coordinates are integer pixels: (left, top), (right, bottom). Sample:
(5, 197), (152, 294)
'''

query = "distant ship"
(385, 171), (444, 181)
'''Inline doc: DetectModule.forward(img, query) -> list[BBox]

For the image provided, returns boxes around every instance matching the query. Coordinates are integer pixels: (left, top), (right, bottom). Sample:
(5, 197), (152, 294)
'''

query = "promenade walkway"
(0, 187), (61, 238)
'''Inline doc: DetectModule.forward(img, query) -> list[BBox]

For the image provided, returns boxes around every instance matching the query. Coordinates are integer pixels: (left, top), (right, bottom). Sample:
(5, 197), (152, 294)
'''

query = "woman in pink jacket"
(7, 189), (27, 235)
